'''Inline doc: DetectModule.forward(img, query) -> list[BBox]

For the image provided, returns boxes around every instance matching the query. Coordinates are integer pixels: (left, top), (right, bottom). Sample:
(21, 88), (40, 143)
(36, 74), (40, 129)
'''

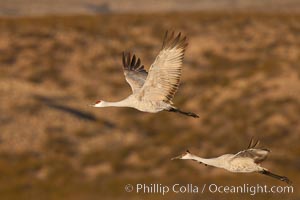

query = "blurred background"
(0, 0), (300, 199)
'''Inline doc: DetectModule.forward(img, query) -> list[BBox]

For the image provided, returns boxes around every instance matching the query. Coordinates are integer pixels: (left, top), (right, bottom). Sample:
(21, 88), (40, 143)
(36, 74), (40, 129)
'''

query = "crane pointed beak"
(171, 155), (183, 160)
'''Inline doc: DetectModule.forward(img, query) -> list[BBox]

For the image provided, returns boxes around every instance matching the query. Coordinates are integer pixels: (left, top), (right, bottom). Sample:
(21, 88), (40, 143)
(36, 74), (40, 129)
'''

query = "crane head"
(171, 150), (191, 160)
(95, 100), (101, 104)
(90, 100), (103, 107)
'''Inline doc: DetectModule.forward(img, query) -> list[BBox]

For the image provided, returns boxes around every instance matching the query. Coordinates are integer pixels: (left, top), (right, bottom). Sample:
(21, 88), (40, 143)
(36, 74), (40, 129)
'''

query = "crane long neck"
(187, 154), (224, 168)
(101, 98), (131, 107)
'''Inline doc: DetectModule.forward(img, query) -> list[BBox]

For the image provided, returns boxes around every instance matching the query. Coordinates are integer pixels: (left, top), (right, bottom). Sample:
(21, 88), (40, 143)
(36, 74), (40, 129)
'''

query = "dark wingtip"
(162, 30), (187, 49)
(247, 137), (260, 149)
(130, 54), (136, 68)
(122, 51), (126, 68)
(121, 52), (146, 73)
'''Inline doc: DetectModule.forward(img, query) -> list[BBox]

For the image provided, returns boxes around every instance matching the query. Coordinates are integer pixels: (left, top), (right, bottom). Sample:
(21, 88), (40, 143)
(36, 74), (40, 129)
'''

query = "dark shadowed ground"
(0, 6), (300, 200)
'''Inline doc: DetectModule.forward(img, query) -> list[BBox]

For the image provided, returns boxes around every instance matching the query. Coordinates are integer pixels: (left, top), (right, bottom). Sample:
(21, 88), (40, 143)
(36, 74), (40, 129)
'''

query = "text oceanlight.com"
(124, 183), (293, 195)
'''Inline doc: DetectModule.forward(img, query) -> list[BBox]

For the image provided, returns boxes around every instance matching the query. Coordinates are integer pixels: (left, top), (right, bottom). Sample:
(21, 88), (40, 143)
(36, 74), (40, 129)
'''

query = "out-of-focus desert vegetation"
(0, 11), (300, 200)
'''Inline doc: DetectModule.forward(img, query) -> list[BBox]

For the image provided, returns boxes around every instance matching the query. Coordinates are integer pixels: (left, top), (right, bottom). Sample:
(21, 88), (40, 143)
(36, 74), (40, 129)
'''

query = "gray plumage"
(92, 31), (199, 118)
(172, 138), (292, 184)
(122, 52), (148, 93)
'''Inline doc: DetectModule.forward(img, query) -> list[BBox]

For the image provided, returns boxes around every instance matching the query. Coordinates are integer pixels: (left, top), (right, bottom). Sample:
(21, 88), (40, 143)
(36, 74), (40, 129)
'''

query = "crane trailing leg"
(259, 170), (292, 185)
(167, 107), (199, 118)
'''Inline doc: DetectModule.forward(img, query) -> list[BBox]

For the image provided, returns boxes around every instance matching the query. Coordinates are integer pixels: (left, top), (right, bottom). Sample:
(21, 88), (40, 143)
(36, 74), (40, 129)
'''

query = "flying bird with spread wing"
(172, 138), (292, 184)
(91, 31), (198, 118)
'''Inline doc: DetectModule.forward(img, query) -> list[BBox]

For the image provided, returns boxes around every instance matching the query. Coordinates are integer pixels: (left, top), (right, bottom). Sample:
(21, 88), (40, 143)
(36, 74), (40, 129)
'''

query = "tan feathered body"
(92, 31), (199, 118)
(172, 139), (292, 184)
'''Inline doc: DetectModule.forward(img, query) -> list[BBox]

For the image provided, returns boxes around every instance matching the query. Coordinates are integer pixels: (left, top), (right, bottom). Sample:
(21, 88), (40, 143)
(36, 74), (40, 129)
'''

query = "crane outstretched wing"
(232, 149), (270, 164)
(137, 31), (188, 103)
(122, 52), (148, 93)
(232, 138), (270, 164)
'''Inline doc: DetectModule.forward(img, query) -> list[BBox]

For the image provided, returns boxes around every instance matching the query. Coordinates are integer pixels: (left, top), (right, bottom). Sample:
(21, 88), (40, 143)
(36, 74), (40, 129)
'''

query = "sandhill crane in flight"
(91, 31), (199, 118)
(172, 138), (292, 184)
